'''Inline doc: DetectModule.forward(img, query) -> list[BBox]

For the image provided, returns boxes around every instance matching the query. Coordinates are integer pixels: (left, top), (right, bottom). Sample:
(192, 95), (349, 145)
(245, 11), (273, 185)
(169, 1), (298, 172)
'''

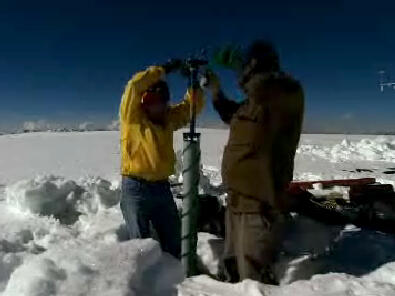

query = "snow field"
(1, 130), (395, 295)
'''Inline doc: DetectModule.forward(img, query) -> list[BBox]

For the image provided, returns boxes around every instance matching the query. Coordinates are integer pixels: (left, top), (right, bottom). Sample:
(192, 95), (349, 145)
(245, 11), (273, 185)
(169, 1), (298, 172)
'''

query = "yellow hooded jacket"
(120, 66), (205, 181)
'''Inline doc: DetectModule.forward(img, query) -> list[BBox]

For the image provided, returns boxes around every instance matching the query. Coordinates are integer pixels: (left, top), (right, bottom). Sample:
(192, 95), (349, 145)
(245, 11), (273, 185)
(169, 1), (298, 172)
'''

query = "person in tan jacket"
(207, 41), (304, 283)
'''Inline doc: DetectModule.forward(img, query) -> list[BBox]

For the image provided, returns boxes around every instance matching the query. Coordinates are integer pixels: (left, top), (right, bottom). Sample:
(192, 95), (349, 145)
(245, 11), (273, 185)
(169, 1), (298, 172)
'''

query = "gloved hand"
(161, 59), (183, 74)
(212, 45), (244, 71)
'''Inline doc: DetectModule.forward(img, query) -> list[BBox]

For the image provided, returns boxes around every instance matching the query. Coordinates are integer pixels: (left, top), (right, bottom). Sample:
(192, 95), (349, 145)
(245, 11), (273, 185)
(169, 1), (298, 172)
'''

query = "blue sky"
(1, 0), (395, 133)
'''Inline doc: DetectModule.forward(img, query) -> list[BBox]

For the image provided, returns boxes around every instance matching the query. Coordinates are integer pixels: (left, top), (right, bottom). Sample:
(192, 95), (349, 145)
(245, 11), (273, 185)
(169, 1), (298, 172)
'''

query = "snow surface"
(1, 130), (395, 295)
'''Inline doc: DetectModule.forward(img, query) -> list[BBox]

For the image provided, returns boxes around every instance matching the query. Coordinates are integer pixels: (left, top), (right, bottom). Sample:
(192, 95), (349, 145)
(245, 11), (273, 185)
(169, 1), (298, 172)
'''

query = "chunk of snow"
(5, 176), (120, 224)
(5, 176), (83, 223)
(3, 239), (181, 296)
(77, 177), (120, 214)
(197, 233), (224, 277)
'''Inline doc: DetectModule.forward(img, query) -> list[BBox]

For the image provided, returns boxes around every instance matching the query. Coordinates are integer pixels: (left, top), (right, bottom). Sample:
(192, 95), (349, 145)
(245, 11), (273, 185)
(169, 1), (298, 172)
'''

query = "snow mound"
(194, 214), (395, 288)
(0, 210), (74, 292)
(178, 276), (274, 296)
(179, 263), (395, 296)
(297, 137), (395, 162)
(366, 261), (395, 285)
(5, 176), (83, 224)
(77, 177), (121, 214)
(5, 175), (120, 224)
(3, 239), (181, 296)
(0, 241), (26, 292)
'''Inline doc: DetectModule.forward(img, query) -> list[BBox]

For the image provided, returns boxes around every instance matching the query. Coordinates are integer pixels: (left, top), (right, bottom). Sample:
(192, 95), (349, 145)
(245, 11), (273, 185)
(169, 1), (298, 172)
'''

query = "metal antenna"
(379, 70), (395, 92)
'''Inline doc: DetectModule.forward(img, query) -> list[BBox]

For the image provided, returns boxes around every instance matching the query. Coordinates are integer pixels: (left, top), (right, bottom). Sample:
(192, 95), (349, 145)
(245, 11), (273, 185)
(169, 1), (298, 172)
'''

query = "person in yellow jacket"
(119, 63), (204, 259)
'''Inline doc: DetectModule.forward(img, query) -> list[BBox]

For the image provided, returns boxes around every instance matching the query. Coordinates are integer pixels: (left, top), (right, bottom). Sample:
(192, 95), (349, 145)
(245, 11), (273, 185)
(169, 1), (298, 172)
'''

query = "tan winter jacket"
(214, 72), (304, 213)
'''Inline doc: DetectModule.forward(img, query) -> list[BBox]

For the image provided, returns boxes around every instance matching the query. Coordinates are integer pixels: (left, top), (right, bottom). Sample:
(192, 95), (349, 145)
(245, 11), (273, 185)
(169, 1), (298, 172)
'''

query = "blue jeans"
(120, 176), (181, 259)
